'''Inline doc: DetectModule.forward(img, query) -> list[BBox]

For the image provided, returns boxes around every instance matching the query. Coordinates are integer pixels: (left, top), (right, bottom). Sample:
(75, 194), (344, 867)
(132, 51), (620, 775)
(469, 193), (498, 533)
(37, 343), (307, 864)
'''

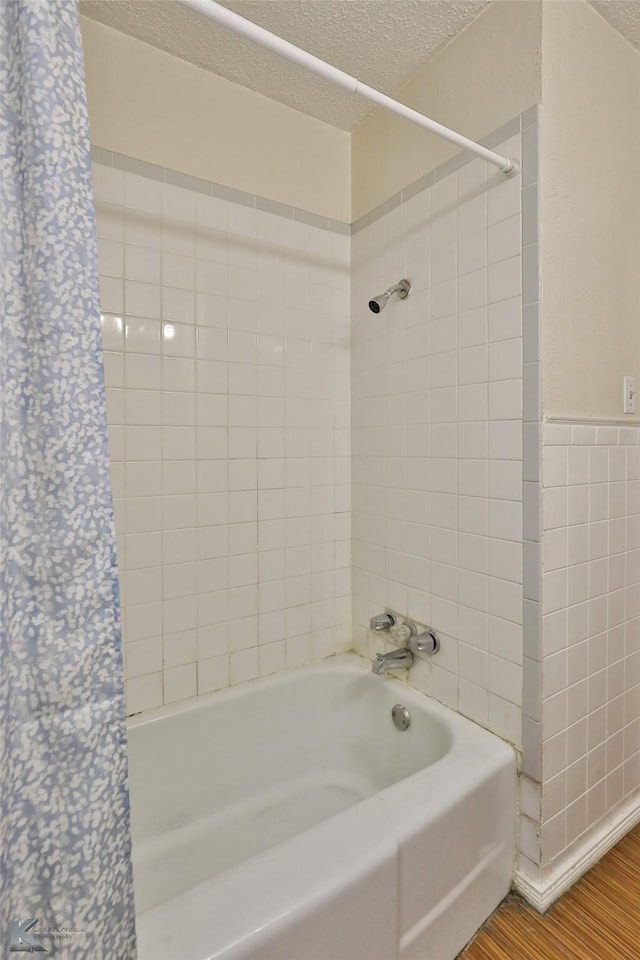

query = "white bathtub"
(129, 655), (516, 960)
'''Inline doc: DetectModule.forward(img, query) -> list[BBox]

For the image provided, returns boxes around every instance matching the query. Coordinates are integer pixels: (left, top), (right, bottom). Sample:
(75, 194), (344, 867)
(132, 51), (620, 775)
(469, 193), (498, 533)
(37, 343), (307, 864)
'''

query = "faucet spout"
(372, 647), (414, 674)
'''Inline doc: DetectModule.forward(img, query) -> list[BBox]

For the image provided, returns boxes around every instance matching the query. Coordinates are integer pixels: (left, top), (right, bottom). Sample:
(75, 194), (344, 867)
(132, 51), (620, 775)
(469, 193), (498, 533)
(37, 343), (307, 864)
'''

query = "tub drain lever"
(392, 704), (411, 731)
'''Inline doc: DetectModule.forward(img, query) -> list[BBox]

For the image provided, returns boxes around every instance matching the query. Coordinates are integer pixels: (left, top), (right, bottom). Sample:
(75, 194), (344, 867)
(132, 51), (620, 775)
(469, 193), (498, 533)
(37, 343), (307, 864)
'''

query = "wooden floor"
(459, 824), (640, 960)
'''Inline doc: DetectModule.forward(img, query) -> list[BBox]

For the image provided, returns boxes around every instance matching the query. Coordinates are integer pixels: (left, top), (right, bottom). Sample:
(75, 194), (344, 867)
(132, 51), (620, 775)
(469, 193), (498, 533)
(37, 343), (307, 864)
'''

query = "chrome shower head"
(368, 278), (411, 314)
(368, 292), (390, 314)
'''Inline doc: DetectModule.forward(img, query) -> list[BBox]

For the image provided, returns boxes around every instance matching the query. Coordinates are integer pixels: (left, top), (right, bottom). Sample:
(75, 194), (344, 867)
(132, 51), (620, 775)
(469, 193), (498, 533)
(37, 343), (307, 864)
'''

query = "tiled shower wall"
(93, 155), (351, 715)
(93, 110), (640, 902)
(351, 112), (538, 750)
(519, 421), (640, 881)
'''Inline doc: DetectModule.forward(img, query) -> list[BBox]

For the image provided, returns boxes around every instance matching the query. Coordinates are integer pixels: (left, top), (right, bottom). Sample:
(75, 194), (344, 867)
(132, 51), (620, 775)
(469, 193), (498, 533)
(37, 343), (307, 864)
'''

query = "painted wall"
(80, 16), (351, 223)
(351, 1), (541, 220)
(541, 1), (640, 422)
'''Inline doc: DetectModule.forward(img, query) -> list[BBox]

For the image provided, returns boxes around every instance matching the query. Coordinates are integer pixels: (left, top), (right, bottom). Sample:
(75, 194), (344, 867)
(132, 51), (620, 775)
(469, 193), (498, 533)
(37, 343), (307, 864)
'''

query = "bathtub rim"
(126, 651), (519, 762)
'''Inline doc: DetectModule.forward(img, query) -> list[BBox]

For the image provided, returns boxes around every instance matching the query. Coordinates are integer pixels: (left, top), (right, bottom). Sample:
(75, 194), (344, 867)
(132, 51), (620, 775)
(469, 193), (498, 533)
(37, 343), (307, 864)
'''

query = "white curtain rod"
(180, 0), (519, 176)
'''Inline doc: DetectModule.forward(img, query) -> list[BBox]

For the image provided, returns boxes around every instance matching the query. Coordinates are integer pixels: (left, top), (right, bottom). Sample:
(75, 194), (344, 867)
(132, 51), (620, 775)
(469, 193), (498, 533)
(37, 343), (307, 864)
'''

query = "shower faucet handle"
(369, 612), (397, 631)
(410, 628), (440, 656)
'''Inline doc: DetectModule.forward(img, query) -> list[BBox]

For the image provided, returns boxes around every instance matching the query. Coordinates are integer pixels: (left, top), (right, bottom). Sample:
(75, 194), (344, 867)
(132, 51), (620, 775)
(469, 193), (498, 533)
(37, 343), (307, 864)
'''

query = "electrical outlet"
(624, 376), (637, 415)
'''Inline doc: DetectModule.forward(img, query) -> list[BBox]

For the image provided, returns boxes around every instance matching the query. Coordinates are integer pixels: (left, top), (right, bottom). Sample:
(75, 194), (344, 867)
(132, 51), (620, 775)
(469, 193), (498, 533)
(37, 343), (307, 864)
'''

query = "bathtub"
(129, 654), (516, 960)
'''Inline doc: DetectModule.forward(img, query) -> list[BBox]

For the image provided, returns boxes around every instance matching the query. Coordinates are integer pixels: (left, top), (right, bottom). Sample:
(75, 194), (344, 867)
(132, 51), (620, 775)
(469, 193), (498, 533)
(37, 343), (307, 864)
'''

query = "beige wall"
(80, 16), (350, 222)
(351, 1), (542, 220)
(542, 1), (640, 421)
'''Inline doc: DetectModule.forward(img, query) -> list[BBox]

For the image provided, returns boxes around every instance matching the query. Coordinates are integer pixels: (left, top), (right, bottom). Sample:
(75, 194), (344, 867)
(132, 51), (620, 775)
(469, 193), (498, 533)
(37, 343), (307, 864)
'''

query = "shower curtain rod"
(180, 0), (519, 176)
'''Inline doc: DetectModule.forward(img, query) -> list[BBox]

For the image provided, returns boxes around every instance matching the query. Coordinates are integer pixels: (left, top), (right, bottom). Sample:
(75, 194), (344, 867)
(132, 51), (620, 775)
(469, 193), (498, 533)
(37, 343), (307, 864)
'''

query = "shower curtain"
(0, 2), (137, 956)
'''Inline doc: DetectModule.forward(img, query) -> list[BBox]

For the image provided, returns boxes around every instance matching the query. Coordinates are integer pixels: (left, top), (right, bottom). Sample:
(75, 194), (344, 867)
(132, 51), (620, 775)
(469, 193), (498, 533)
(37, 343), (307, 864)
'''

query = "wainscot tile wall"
(351, 109), (539, 752)
(93, 156), (351, 714)
(518, 420), (640, 899)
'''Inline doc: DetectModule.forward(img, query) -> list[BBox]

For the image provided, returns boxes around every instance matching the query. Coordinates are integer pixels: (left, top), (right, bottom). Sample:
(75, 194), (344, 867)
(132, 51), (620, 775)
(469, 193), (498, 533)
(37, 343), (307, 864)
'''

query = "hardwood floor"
(459, 824), (640, 960)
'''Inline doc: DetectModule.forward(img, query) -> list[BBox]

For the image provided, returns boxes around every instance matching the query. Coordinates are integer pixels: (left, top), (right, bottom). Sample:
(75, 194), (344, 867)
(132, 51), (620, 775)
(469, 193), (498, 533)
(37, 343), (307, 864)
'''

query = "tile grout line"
(91, 104), (539, 240)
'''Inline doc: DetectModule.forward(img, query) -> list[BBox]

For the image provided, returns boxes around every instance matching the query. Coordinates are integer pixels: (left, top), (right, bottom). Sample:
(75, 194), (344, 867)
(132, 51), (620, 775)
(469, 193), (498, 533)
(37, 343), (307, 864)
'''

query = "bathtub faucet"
(371, 619), (440, 674)
(372, 647), (414, 674)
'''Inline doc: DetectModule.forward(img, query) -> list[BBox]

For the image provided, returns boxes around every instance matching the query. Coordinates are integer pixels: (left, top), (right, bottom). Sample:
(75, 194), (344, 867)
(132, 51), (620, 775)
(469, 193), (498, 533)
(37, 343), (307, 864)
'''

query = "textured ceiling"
(80, 0), (640, 132)
(589, 0), (640, 52)
(79, 0), (491, 131)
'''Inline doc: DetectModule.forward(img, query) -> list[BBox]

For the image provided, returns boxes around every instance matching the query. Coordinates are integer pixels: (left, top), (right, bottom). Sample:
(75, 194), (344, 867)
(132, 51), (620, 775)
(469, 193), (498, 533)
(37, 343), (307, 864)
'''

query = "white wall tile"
(352, 132), (524, 749)
(164, 362), (197, 397)
(125, 280), (161, 319)
(537, 422), (640, 872)
(489, 421), (522, 460)
(95, 201), (124, 242)
(164, 663), (197, 703)
(488, 256), (521, 304)
(100, 276), (124, 314)
(489, 338), (522, 381)
(93, 164), (125, 205)
(197, 655), (229, 694)
(98, 163), (350, 714)
(488, 215), (521, 265)
(124, 173), (162, 215)
(489, 297), (522, 343)
(458, 230), (486, 277)
(487, 171), (521, 226)
(126, 636), (162, 679)
(164, 629), (197, 669)
(457, 268), (486, 313)
(126, 245), (161, 284)
(489, 379), (522, 420)
(125, 672), (163, 714)
(457, 194), (486, 239)
(458, 306), (487, 348)
(125, 317), (161, 355)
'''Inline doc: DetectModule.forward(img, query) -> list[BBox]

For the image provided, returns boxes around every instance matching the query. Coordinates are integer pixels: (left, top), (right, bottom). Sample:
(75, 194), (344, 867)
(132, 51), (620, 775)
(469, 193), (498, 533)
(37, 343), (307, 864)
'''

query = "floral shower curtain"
(0, 2), (137, 956)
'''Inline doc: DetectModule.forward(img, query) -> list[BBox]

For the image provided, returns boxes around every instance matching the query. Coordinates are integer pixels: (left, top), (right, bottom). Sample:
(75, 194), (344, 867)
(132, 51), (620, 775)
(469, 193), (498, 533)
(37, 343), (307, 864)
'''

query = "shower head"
(368, 293), (389, 314)
(368, 279), (411, 314)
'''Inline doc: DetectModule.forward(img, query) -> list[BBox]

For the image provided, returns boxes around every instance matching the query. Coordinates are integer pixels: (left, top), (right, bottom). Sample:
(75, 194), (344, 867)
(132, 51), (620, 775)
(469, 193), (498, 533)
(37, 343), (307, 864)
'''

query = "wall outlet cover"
(623, 376), (636, 415)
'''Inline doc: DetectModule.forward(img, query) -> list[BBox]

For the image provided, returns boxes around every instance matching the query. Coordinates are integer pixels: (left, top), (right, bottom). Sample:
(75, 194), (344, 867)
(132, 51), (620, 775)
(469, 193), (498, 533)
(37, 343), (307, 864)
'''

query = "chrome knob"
(369, 612), (397, 631)
(410, 629), (440, 656)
